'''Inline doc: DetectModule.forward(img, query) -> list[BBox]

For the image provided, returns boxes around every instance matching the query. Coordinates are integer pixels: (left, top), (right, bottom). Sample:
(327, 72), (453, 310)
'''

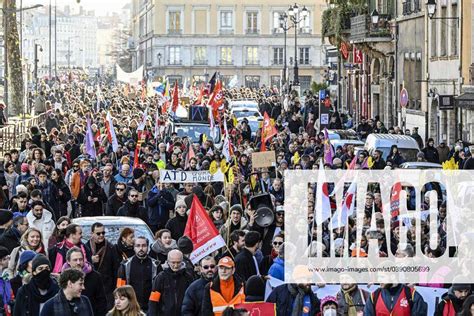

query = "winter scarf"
(53, 240), (88, 273)
(88, 239), (109, 270)
(288, 283), (308, 316)
(341, 284), (358, 316)
(52, 289), (90, 316)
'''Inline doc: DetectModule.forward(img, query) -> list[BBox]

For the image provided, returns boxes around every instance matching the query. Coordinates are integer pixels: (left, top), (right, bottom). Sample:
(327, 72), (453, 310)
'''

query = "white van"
(364, 134), (421, 162)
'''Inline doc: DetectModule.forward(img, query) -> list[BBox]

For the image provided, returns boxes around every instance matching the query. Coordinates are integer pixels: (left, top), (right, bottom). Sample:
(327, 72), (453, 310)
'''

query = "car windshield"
(79, 224), (154, 244)
(379, 147), (420, 162)
(233, 110), (261, 119)
(247, 120), (261, 133)
(175, 124), (221, 143)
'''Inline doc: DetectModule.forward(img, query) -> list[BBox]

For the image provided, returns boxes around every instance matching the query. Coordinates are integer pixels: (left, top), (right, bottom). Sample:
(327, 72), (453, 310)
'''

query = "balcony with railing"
(245, 28), (260, 35)
(168, 59), (182, 66)
(219, 29), (234, 35)
(299, 59), (312, 66)
(245, 59), (260, 66)
(350, 14), (392, 43)
(193, 59), (208, 66)
(167, 29), (183, 35)
(219, 59), (234, 66)
(271, 60), (284, 66)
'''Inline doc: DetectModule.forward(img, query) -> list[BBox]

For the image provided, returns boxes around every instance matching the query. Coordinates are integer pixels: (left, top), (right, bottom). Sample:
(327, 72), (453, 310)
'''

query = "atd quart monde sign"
(284, 170), (474, 284)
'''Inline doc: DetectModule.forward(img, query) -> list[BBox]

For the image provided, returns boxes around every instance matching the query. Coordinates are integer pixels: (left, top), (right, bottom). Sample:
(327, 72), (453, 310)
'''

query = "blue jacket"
(268, 257), (284, 281)
(266, 284), (320, 316)
(182, 277), (209, 316)
(147, 185), (175, 227)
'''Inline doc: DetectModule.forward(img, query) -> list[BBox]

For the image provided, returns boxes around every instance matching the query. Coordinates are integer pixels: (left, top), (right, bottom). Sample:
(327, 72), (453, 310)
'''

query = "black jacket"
(234, 248), (258, 282)
(149, 265), (194, 316)
(117, 201), (148, 223)
(82, 268), (108, 316)
(422, 146), (440, 164)
(182, 277), (210, 316)
(13, 278), (60, 316)
(112, 241), (135, 267)
(106, 193), (126, 216)
(48, 179), (72, 219)
(0, 227), (21, 253)
(78, 177), (107, 216)
(85, 239), (118, 296)
(165, 214), (188, 241)
(266, 284), (320, 316)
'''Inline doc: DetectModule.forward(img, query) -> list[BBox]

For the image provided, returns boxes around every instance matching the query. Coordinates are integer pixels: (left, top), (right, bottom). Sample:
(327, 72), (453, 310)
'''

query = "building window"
(451, 4), (458, 56)
(220, 11), (233, 34)
(246, 11), (258, 34)
(220, 47), (232, 65)
(440, 6), (447, 56)
(221, 75), (234, 87)
(299, 76), (312, 91)
(299, 47), (310, 65)
(246, 46), (259, 65)
(270, 75), (280, 88)
(430, 19), (437, 58)
(194, 46), (207, 65)
(273, 47), (284, 65)
(168, 11), (182, 34)
(245, 75), (260, 89)
(168, 75), (183, 87)
(299, 12), (311, 33)
(272, 12), (284, 33)
(169, 46), (181, 65)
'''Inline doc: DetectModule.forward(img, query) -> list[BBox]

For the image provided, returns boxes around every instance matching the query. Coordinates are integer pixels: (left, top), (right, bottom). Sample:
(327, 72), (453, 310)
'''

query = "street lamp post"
(34, 43), (43, 93)
(279, 13), (292, 94)
(287, 3), (308, 89)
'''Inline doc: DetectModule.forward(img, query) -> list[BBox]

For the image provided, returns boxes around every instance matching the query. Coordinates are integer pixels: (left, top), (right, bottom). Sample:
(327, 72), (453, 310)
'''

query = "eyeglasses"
(95, 231), (105, 236)
(276, 212), (284, 217)
(273, 241), (283, 246)
(130, 195), (138, 198)
(202, 264), (216, 270)
(116, 188), (125, 191)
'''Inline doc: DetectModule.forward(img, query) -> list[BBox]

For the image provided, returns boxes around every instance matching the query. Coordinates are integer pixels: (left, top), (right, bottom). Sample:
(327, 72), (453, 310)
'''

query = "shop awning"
(456, 93), (474, 109)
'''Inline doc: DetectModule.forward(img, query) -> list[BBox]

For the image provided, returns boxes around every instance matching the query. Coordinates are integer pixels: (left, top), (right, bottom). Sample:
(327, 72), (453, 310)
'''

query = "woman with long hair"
(461, 295), (474, 316)
(106, 285), (145, 316)
(4, 161), (18, 198)
(7, 227), (46, 277)
(49, 169), (72, 219)
(113, 228), (135, 267)
(48, 216), (71, 249)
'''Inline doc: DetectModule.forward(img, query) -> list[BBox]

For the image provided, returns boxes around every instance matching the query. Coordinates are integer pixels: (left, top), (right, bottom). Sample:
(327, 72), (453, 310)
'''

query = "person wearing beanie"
(318, 295), (338, 316)
(219, 204), (248, 246)
(77, 175), (107, 217)
(0, 213), (28, 252)
(10, 250), (36, 295)
(0, 210), (14, 236)
(14, 254), (60, 316)
(245, 275), (265, 302)
(117, 188), (148, 222)
(177, 236), (196, 278)
(422, 137), (440, 164)
(128, 168), (147, 205)
(165, 200), (188, 241)
(434, 282), (472, 316)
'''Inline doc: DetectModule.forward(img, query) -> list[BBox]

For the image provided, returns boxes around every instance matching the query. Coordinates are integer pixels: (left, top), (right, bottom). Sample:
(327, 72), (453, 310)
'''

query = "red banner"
(234, 302), (276, 316)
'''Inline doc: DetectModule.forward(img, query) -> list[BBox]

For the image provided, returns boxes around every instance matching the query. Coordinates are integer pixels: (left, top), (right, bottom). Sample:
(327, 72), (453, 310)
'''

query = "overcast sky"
(24, 0), (130, 16)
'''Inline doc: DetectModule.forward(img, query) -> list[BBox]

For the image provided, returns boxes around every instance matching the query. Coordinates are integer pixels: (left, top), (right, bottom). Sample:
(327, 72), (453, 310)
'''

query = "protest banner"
(159, 169), (224, 183)
(252, 151), (276, 169)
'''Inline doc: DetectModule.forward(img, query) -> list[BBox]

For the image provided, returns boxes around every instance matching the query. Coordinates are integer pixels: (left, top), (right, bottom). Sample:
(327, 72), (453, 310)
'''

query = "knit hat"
(451, 284), (471, 292)
(245, 275), (265, 301)
(133, 168), (145, 179)
(19, 250), (36, 270)
(0, 246), (9, 260)
(320, 295), (338, 310)
(229, 204), (243, 215)
(177, 236), (193, 255)
(0, 209), (13, 226)
(175, 199), (187, 210)
(32, 254), (51, 271)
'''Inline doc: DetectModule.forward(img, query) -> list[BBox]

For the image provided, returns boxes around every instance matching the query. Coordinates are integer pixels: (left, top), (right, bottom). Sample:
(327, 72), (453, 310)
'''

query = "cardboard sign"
(252, 151), (276, 169)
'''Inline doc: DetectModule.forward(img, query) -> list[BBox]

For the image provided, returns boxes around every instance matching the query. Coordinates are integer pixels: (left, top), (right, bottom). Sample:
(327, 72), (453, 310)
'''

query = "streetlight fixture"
(426, 0), (437, 19)
(279, 13), (291, 93)
(371, 9), (380, 25)
(286, 3), (308, 89)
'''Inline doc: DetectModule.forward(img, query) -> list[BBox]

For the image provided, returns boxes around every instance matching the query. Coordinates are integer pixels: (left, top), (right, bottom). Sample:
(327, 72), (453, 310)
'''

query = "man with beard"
(149, 249), (194, 315)
(14, 254), (60, 315)
(266, 265), (320, 316)
(182, 256), (217, 316)
(85, 222), (117, 309)
(117, 188), (148, 222)
(336, 280), (370, 315)
(63, 247), (107, 316)
(201, 257), (246, 316)
(220, 230), (246, 260)
(106, 182), (127, 216)
(364, 280), (427, 315)
(434, 283), (471, 316)
(26, 201), (55, 247)
(116, 236), (161, 313)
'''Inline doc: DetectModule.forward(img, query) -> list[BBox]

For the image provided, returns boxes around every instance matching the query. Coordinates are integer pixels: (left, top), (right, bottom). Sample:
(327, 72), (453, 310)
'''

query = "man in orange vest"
(201, 256), (245, 316)
(364, 283), (427, 316)
(434, 283), (471, 316)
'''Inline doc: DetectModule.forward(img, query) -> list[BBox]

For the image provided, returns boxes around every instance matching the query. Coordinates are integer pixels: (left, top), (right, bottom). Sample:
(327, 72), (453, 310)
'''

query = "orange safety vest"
(210, 283), (245, 316)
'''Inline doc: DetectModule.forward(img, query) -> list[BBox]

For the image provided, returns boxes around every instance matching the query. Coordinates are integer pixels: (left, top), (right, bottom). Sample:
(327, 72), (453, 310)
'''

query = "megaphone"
(249, 193), (274, 227)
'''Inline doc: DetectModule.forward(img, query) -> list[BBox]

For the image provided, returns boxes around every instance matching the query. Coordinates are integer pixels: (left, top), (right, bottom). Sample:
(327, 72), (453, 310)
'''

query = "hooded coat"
(78, 176), (107, 216)
(150, 238), (177, 263)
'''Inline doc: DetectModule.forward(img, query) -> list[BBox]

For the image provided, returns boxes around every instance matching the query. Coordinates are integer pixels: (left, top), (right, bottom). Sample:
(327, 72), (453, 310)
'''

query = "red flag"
(194, 84), (204, 105)
(234, 303), (276, 315)
(260, 112), (277, 151)
(171, 81), (179, 113)
(133, 131), (146, 169)
(161, 100), (169, 114)
(184, 195), (226, 264)
(208, 80), (224, 112)
(390, 182), (402, 218)
(184, 143), (196, 170)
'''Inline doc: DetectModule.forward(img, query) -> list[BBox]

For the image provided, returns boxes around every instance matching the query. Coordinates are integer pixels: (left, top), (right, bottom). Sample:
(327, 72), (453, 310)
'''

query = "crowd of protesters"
(0, 74), (473, 316)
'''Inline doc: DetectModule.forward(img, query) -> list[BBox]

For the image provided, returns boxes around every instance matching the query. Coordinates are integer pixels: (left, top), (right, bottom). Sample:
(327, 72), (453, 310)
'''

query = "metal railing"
(193, 59), (208, 66)
(0, 111), (49, 157)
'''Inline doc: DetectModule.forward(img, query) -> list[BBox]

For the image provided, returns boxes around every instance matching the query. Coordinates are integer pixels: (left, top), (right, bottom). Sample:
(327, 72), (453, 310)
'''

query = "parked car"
(72, 216), (155, 244)
(399, 162), (442, 169)
(229, 100), (259, 111)
(364, 134), (421, 162)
